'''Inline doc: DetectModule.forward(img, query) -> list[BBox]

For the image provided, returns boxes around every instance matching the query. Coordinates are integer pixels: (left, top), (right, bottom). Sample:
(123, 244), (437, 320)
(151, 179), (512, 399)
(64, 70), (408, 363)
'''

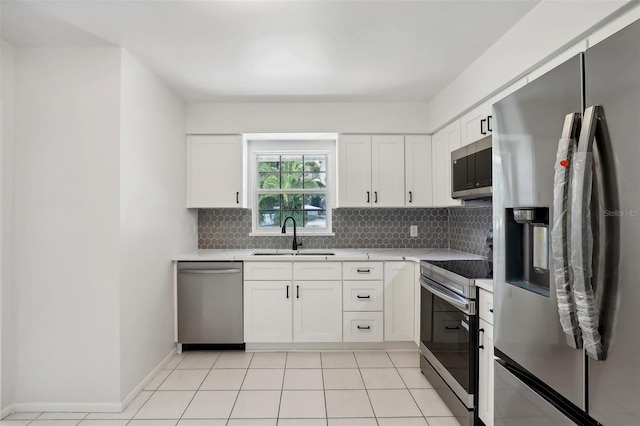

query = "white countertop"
(173, 248), (486, 263)
(475, 279), (494, 293)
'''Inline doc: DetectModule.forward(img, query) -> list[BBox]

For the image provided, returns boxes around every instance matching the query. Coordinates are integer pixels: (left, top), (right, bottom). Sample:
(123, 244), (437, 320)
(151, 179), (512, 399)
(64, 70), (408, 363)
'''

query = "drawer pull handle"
(479, 328), (485, 349)
(357, 295), (371, 299)
(489, 308), (494, 313)
(356, 269), (371, 273)
(445, 326), (460, 330)
(357, 325), (371, 330)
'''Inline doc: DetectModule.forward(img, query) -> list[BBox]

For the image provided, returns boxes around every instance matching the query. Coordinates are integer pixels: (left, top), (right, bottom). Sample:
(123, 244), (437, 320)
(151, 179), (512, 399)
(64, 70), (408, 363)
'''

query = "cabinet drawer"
(244, 262), (292, 281)
(343, 312), (384, 342)
(478, 288), (494, 325)
(342, 262), (383, 280)
(343, 281), (383, 311)
(293, 262), (342, 281)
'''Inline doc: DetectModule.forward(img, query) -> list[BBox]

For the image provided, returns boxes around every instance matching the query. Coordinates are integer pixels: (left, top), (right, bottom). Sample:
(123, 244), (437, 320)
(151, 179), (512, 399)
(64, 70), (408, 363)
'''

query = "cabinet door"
(384, 262), (415, 341)
(461, 103), (491, 145)
(187, 135), (243, 208)
(432, 121), (462, 206)
(404, 135), (433, 207)
(371, 135), (405, 207)
(338, 135), (372, 207)
(293, 281), (342, 342)
(478, 319), (495, 426)
(244, 281), (292, 343)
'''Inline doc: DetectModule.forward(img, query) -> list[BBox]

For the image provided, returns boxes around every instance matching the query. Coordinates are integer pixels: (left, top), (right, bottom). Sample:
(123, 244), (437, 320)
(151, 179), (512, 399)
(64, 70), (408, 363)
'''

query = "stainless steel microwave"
(451, 136), (492, 200)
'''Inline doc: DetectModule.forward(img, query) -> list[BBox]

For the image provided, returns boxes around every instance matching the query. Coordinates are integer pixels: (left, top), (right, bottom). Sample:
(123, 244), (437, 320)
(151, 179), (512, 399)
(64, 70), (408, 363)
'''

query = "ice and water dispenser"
(505, 207), (551, 296)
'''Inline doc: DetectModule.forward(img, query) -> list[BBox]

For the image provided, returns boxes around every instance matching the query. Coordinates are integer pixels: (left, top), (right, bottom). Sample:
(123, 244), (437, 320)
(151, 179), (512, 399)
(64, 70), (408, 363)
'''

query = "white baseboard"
(4, 346), (177, 415)
(11, 401), (122, 413)
(246, 341), (418, 351)
(119, 346), (177, 411)
(1, 404), (15, 419)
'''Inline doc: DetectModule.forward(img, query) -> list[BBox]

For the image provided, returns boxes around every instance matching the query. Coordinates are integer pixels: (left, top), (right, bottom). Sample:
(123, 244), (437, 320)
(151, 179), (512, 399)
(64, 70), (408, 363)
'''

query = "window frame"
(247, 137), (336, 236)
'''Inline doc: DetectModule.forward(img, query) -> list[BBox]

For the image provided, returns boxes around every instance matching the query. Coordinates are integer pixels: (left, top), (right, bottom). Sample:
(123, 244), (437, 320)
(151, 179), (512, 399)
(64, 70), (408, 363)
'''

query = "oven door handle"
(420, 276), (475, 315)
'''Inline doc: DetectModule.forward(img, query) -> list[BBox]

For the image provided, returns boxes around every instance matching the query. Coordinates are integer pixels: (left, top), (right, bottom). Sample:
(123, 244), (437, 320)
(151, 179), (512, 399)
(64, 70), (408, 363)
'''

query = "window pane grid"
(257, 152), (328, 230)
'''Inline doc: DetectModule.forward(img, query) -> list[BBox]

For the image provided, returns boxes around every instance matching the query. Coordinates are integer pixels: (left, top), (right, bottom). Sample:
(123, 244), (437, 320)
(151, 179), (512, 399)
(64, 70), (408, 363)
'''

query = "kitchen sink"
(296, 252), (335, 256)
(251, 251), (335, 256)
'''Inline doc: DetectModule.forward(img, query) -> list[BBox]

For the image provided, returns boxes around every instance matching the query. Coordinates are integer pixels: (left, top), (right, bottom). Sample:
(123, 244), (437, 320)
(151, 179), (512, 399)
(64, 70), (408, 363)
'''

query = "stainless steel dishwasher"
(177, 261), (244, 349)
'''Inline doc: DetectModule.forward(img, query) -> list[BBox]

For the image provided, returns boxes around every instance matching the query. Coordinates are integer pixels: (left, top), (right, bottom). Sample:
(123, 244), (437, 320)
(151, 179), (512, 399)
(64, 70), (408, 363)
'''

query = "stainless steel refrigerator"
(492, 19), (639, 426)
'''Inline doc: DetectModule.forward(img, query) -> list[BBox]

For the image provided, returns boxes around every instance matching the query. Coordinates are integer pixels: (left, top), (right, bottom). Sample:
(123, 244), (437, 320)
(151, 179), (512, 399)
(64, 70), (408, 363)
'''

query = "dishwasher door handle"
(179, 269), (242, 274)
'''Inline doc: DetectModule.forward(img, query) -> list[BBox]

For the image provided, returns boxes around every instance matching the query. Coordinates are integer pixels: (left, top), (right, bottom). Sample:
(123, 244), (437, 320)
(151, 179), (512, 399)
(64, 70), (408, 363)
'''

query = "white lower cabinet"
(384, 262), (415, 341)
(244, 261), (417, 345)
(244, 262), (342, 343)
(244, 281), (292, 343)
(478, 287), (494, 426)
(293, 281), (342, 342)
(343, 311), (384, 342)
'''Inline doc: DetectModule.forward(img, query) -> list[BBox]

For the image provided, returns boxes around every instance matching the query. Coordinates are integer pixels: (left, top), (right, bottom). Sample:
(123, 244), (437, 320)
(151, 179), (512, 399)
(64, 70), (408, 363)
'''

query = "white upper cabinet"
(187, 134), (244, 208)
(338, 134), (404, 207)
(461, 103), (492, 146)
(432, 121), (462, 206)
(404, 135), (433, 207)
(371, 135), (405, 207)
(338, 134), (373, 207)
(338, 134), (428, 208)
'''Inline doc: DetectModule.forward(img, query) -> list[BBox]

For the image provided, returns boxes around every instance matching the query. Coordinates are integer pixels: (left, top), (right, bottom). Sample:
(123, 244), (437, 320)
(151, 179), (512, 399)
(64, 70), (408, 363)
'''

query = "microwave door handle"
(552, 112), (582, 349)
(420, 276), (474, 315)
(571, 105), (619, 361)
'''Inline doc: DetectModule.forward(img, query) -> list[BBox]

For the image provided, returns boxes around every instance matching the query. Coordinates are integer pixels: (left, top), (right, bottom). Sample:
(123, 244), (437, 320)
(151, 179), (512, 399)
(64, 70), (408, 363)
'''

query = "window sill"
(249, 232), (336, 237)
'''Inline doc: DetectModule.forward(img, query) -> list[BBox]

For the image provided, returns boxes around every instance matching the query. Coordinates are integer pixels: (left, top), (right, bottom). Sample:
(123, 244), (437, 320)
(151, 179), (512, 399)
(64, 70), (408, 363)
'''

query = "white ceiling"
(1, 0), (539, 103)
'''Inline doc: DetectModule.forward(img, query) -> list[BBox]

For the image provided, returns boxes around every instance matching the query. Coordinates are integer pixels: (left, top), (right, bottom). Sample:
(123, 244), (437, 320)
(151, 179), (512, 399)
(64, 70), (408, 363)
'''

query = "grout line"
(224, 352), (254, 425)
(320, 351), (328, 421)
(390, 351), (430, 421)
(275, 352), (288, 422)
(354, 352), (380, 426)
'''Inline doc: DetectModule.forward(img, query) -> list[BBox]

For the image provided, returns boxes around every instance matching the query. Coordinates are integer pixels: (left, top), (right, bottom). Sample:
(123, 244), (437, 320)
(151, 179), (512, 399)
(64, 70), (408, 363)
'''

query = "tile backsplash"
(199, 206), (492, 256)
(449, 206), (493, 257)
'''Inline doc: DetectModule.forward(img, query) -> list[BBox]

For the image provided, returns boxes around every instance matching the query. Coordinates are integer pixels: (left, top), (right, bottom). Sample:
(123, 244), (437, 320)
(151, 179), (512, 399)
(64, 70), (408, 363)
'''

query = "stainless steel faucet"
(281, 216), (302, 250)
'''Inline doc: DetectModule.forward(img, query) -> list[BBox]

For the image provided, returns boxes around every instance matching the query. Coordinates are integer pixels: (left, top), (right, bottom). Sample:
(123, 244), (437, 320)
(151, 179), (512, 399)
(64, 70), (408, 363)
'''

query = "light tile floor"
(1, 350), (461, 426)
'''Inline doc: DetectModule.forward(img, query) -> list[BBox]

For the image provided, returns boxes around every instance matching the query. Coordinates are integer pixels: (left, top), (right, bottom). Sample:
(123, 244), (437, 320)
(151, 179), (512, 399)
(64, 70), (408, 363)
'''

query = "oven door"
(419, 275), (477, 409)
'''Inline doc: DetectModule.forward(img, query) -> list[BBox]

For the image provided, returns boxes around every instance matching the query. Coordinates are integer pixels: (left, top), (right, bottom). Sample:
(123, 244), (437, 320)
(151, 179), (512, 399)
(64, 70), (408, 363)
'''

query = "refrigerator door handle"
(571, 105), (619, 361)
(551, 112), (582, 349)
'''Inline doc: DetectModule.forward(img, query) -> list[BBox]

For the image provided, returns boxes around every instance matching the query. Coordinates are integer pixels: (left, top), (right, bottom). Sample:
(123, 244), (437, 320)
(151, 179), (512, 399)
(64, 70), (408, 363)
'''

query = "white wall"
(13, 47), (122, 409)
(1, 40), (16, 415)
(426, 0), (633, 132)
(118, 50), (196, 399)
(186, 102), (430, 134)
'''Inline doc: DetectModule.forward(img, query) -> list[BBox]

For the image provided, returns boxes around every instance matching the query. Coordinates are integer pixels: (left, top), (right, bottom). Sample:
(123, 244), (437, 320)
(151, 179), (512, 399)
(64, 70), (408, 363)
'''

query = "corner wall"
(118, 50), (196, 399)
(1, 39), (16, 414)
(12, 47), (122, 408)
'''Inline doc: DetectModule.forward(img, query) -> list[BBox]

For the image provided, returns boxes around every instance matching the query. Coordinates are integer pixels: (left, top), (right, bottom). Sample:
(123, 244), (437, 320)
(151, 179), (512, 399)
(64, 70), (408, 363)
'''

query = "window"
(256, 153), (329, 232)
(247, 134), (336, 236)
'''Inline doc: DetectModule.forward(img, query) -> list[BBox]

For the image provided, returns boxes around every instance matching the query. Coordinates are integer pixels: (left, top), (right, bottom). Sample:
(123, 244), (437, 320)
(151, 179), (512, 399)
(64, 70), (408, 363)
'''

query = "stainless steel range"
(419, 259), (492, 426)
